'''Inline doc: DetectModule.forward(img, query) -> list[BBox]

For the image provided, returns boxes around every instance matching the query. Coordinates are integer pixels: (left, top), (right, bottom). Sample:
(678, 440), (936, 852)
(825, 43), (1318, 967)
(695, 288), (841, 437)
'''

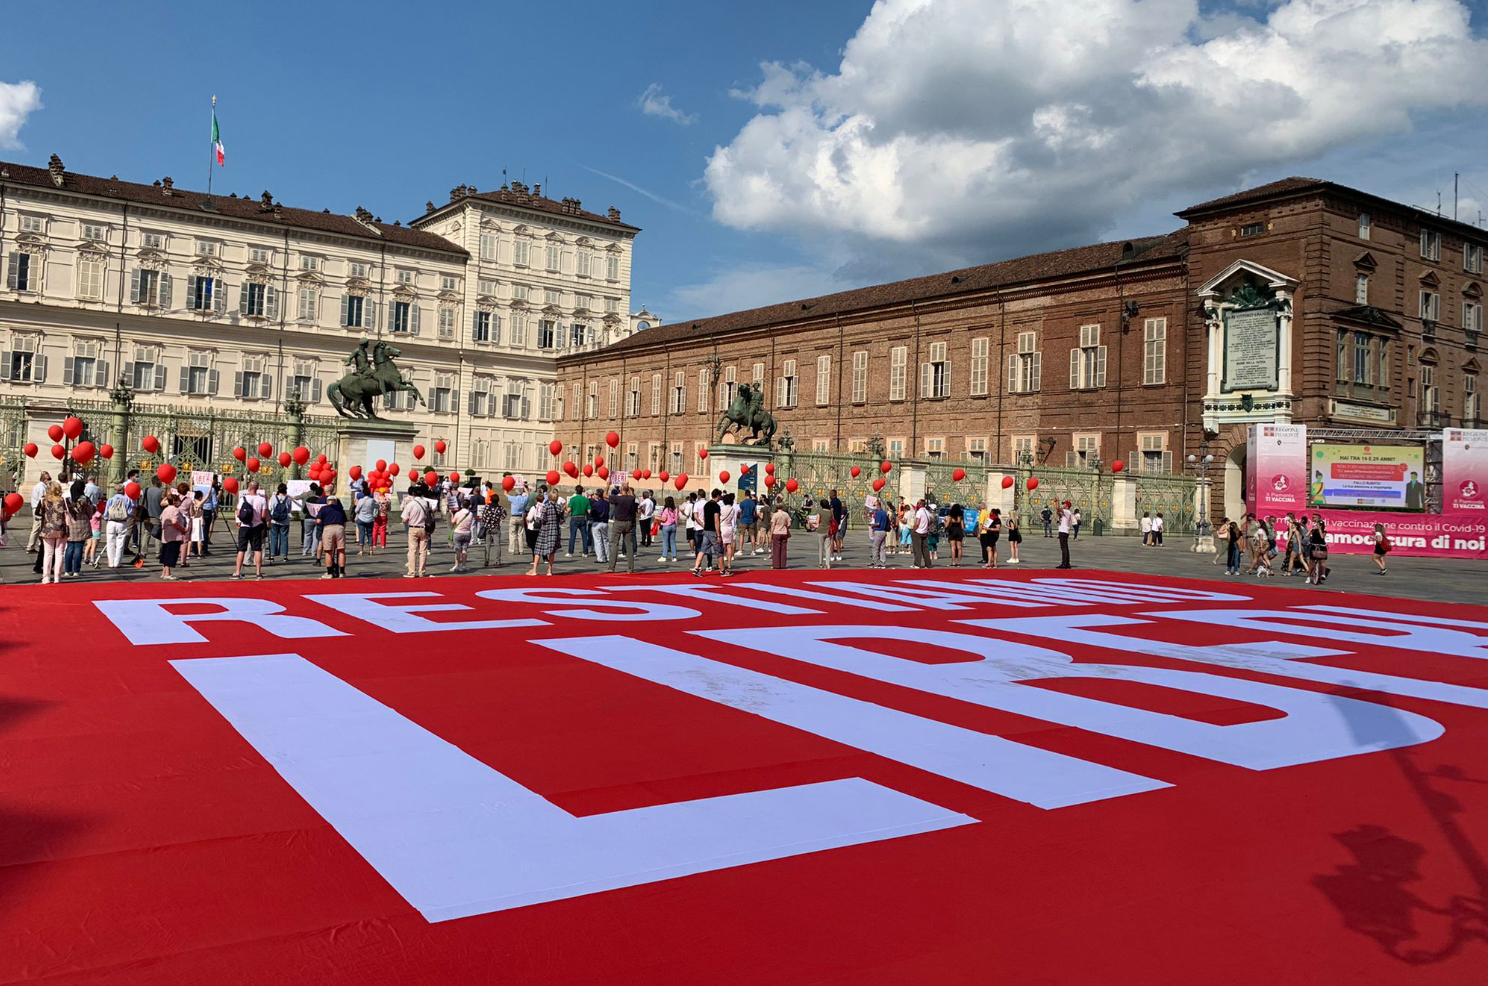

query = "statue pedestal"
(336, 419), (418, 490)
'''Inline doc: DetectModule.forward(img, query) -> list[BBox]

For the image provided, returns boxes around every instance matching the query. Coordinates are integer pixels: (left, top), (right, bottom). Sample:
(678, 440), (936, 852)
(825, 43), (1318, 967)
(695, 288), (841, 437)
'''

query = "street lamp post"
(1188, 441), (1216, 552)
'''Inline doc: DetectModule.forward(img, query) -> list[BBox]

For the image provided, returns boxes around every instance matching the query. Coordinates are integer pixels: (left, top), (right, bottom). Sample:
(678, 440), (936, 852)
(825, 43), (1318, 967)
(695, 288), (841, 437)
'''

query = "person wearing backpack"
(401, 489), (432, 578)
(103, 482), (136, 569)
(265, 484), (294, 563)
(1371, 522), (1390, 575)
(230, 480), (269, 580)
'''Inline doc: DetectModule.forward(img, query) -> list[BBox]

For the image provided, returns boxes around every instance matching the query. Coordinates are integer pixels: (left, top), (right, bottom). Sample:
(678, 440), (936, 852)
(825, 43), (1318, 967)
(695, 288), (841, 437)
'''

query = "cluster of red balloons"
(308, 453), (335, 489)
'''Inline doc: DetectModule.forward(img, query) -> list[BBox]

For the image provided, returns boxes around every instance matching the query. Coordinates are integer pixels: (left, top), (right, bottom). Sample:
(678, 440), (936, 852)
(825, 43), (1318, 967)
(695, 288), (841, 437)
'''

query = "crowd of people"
(2, 468), (1400, 587)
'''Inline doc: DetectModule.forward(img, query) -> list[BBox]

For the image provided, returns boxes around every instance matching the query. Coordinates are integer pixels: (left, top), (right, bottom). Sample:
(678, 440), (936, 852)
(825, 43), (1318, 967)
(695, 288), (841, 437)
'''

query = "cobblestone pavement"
(2, 522), (1484, 606)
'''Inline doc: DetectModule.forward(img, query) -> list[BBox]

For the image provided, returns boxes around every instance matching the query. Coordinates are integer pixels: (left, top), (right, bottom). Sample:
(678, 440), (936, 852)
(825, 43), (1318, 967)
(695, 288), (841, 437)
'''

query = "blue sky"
(4, 0), (1486, 321)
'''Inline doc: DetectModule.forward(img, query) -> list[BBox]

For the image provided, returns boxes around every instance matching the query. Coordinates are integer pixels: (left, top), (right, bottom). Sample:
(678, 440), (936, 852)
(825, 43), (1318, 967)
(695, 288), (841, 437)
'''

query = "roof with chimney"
(0, 155), (467, 255)
(417, 180), (640, 233)
(576, 232), (1189, 358)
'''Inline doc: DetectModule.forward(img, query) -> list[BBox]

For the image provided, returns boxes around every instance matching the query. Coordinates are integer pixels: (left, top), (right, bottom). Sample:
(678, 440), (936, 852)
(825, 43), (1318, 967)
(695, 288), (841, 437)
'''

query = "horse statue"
(327, 339), (426, 419)
(715, 381), (778, 446)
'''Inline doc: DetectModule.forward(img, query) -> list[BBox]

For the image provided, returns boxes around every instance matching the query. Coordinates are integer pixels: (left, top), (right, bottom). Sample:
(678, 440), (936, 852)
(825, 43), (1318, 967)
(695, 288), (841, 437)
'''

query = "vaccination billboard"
(1308, 443), (1425, 510)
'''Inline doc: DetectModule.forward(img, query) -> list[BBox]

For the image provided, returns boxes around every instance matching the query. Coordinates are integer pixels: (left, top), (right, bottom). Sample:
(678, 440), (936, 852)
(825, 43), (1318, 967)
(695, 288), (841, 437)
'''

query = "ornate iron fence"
(1132, 470), (1198, 535)
(1012, 463), (1112, 534)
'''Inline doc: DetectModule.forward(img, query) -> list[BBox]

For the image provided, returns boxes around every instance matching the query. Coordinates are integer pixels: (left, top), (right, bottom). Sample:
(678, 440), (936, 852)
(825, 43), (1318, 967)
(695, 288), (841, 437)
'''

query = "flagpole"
(206, 95), (216, 204)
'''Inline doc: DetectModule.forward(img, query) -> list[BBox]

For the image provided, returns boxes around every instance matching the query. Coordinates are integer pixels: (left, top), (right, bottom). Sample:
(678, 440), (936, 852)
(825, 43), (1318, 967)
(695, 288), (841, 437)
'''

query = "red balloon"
(3, 492), (23, 517)
(698, 449), (709, 460)
(606, 431), (620, 449)
(764, 474), (776, 488)
(850, 465), (861, 478)
(549, 440), (563, 457)
(142, 435), (160, 454)
(50, 443), (65, 460)
(290, 447), (309, 466)
(424, 470), (438, 486)
(413, 444), (426, 460)
(317, 454), (328, 465)
(546, 469), (561, 486)
(952, 468), (966, 482)
(390, 463), (401, 476)
(785, 478), (799, 494)
(100, 444), (113, 460)
(279, 452), (292, 467)
(47, 424), (64, 442)
(373, 457), (386, 471)
(564, 461), (579, 477)
(23, 442), (38, 458)
(450, 472), (461, 484)
(246, 457), (261, 473)
(674, 473), (689, 490)
(594, 456), (605, 468)
(1001, 475), (1015, 489)
(434, 440), (447, 455)
(501, 476), (516, 492)
(583, 464), (594, 477)
(233, 447), (247, 462)
(740, 464), (750, 475)
(125, 481), (143, 499)
(157, 463), (177, 484)
(872, 478), (886, 492)
(72, 441), (96, 465)
(1027, 477), (1040, 491)
(220, 476), (238, 495)
(63, 416), (84, 440)
(1111, 459), (1125, 473)
(659, 471), (670, 483)
(719, 470), (731, 483)
(765, 463), (775, 474)
(349, 465), (363, 480)
(642, 469), (652, 479)
(258, 442), (274, 458)
(880, 461), (893, 474)
(597, 466), (610, 481)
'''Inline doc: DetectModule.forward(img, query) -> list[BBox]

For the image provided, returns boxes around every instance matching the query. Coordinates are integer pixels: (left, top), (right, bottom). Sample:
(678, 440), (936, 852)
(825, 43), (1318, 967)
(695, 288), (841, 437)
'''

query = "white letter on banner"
(304, 592), (547, 634)
(537, 635), (1167, 809)
(983, 612), (1488, 712)
(698, 625), (1442, 768)
(1153, 607), (1488, 660)
(94, 597), (345, 645)
(474, 587), (698, 621)
(171, 653), (970, 921)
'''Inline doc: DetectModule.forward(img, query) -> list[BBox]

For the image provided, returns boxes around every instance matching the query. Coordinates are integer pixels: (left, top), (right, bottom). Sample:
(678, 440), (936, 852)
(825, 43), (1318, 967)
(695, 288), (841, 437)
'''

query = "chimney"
(355, 206), (374, 223)
(425, 201), (435, 214)
(259, 190), (275, 213)
(450, 186), (463, 203)
(607, 207), (621, 222)
(533, 183), (541, 198)
(161, 176), (174, 195)
(47, 154), (65, 187)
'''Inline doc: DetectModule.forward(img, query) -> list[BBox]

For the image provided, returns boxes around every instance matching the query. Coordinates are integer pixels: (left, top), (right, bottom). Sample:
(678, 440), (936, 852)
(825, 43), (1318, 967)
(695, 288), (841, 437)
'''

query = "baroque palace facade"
(1, 154), (657, 482)
(555, 177), (1484, 516)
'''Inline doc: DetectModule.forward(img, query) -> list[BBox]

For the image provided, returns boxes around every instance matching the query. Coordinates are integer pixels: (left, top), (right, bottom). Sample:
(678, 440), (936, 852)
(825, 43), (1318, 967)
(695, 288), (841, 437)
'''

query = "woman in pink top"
(158, 492), (190, 580)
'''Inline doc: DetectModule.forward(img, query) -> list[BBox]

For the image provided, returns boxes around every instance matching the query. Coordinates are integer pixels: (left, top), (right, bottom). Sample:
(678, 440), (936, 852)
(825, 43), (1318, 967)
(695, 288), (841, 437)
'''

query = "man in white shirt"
(27, 471), (51, 552)
(911, 499), (933, 569)
(638, 491), (656, 549)
(1056, 500), (1073, 569)
(1152, 512), (1165, 547)
(1140, 512), (1152, 546)
(231, 480), (270, 580)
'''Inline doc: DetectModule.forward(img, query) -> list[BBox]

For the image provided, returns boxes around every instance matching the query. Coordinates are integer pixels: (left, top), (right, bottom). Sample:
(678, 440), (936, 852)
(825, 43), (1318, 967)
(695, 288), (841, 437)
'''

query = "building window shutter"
(1007, 353), (1018, 392)
(311, 378), (322, 402)
(121, 361), (133, 388)
(97, 360), (109, 388)
(1095, 346), (1107, 388)
(130, 268), (141, 304)
(30, 354), (45, 382)
(187, 275), (199, 307)
(239, 282), (251, 314)
(64, 356), (75, 385)
(6, 253), (19, 289)
(159, 273), (172, 309)
(179, 365), (190, 393)
(365, 299), (376, 330)
(410, 303), (421, 335)
(233, 371), (244, 398)
(215, 280), (227, 314)
(152, 364), (165, 392)
(1070, 348), (1080, 389)
(209, 369), (220, 395)
(263, 374), (274, 400)
(920, 361), (932, 398)
(339, 294), (350, 326)
(265, 286), (278, 320)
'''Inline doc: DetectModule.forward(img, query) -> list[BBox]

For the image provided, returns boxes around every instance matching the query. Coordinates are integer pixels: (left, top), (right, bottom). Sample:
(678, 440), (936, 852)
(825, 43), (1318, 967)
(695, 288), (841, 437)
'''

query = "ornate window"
(1008, 331), (1041, 393)
(1143, 318), (1167, 385)
(1069, 325), (1106, 390)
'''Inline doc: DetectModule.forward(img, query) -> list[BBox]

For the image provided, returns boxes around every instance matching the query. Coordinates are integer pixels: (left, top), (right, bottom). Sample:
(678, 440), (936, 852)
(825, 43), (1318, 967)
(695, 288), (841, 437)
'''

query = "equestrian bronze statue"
(327, 339), (426, 419)
(715, 381), (778, 446)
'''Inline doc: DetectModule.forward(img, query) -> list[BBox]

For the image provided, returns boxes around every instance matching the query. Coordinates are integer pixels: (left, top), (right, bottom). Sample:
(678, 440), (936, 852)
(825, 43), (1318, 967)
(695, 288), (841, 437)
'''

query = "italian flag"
(212, 103), (226, 166)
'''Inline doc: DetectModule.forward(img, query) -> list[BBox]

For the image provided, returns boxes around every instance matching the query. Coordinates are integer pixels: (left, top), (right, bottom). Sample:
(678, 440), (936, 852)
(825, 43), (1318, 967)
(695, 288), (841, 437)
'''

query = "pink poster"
(1250, 424), (1308, 516)
(1443, 428), (1488, 515)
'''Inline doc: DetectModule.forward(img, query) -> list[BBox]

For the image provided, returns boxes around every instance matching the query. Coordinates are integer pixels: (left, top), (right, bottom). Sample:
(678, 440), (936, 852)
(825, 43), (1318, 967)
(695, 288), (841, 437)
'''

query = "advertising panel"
(1249, 424), (1308, 517)
(1308, 443), (1425, 510)
(1443, 428), (1488, 514)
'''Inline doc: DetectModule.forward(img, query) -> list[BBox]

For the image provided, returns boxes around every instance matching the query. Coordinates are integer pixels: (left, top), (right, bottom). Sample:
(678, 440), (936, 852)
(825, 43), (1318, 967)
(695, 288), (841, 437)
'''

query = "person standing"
(266, 484), (293, 563)
(1006, 514), (1022, 564)
(318, 494), (349, 579)
(815, 497), (834, 569)
(769, 495), (792, 569)
(1140, 512), (1152, 546)
(755, 496), (772, 554)
(829, 490), (846, 561)
(372, 486), (391, 552)
(508, 483), (531, 558)
(589, 487), (611, 565)
(983, 508), (1002, 569)
(1307, 516), (1329, 584)
(103, 483), (135, 568)
(142, 476), (166, 549)
(231, 480), (269, 580)
(869, 498), (892, 568)
(63, 491), (91, 578)
(27, 471), (53, 553)
(944, 503), (965, 566)
(567, 485), (591, 557)
(1055, 500), (1073, 569)
(83, 493), (103, 569)
(527, 486), (563, 576)
(37, 481), (68, 583)
(401, 489), (431, 578)
(1224, 516), (1243, 576)
(353, 489), (378, 557)
(692, 489), (722, 576)
(1152, 512), (1165, 547)
(911, 499), (933, 569)
(158, 492), (190, 580)
(1071, 506), (1082, 540)
(658, 496), (679, 562)
(682, 492), (700, 556)
(1371, 522), (1390, 575)
(449, 497), (476, 573)
(639, 490), (656, 550)
(608, 484), (638, 574)
(1041, 504), (1053, 538)
(201, 482), (219, 554)
(738, 492), (758, 555)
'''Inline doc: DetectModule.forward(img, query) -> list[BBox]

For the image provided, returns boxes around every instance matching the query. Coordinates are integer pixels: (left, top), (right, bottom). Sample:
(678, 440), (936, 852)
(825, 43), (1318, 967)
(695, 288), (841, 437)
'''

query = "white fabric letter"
(94, 597), (345, 645)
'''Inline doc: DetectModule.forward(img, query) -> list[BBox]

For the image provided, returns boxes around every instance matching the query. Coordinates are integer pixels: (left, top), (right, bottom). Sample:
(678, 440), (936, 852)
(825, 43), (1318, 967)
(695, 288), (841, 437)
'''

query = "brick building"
(556, 177), (1484, 517)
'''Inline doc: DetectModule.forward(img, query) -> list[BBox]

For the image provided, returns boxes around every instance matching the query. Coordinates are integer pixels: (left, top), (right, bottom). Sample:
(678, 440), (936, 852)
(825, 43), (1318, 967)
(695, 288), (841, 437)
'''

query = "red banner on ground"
(2, 570), (1486, 984)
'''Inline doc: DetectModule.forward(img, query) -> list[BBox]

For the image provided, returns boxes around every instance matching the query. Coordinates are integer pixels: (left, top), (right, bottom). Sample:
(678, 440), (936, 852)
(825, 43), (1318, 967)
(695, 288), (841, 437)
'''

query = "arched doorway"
(1224, 443), (1247, 521)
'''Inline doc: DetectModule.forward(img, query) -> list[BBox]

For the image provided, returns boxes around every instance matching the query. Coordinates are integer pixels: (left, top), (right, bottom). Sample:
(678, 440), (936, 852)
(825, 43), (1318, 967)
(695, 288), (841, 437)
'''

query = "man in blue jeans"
(567, 485), (591, 557)
(266, 483), (294, 563)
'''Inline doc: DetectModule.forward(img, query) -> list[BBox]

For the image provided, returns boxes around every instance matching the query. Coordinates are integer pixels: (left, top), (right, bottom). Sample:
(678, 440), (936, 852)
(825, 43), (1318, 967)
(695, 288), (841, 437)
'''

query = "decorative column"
(108, 380), (135, 487)
(285, 390), (306, 481)
(1274, 288), (1295, 406)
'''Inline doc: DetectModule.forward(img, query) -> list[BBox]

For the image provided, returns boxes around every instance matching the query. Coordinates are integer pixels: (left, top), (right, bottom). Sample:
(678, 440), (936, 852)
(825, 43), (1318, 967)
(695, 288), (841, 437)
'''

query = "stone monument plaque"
(1223, 307), (1279, 391)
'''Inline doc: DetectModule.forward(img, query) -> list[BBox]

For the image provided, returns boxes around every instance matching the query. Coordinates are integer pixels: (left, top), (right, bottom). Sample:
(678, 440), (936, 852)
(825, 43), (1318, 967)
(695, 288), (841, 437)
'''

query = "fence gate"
(1132, 471), (1197, 535)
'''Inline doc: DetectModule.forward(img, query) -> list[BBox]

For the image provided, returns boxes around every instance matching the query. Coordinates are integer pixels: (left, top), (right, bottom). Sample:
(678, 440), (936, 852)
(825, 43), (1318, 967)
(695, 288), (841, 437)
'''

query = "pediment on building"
(1353, 251), (1378, 270)
(1419, 270), (1441, 287)
(1330, 305), (1403, 330)
(1464, 281), (1482, 299)
(1198, 258), (1299, 301)
(1463, 356), (1481, 374)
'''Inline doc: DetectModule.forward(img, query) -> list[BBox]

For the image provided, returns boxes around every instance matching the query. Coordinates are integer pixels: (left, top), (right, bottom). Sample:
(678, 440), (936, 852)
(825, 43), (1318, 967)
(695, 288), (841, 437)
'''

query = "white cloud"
(664, 262), (849, 318)
(638, 83), (698, 126)
(0, 80), (42, 149)
(704, 0), (1488, 269)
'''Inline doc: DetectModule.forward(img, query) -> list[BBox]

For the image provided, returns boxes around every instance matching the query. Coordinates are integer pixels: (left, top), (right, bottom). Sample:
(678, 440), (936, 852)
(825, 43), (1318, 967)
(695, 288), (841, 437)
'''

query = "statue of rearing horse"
(327, 340), (425, 419)
(715, 381), (777, 446)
